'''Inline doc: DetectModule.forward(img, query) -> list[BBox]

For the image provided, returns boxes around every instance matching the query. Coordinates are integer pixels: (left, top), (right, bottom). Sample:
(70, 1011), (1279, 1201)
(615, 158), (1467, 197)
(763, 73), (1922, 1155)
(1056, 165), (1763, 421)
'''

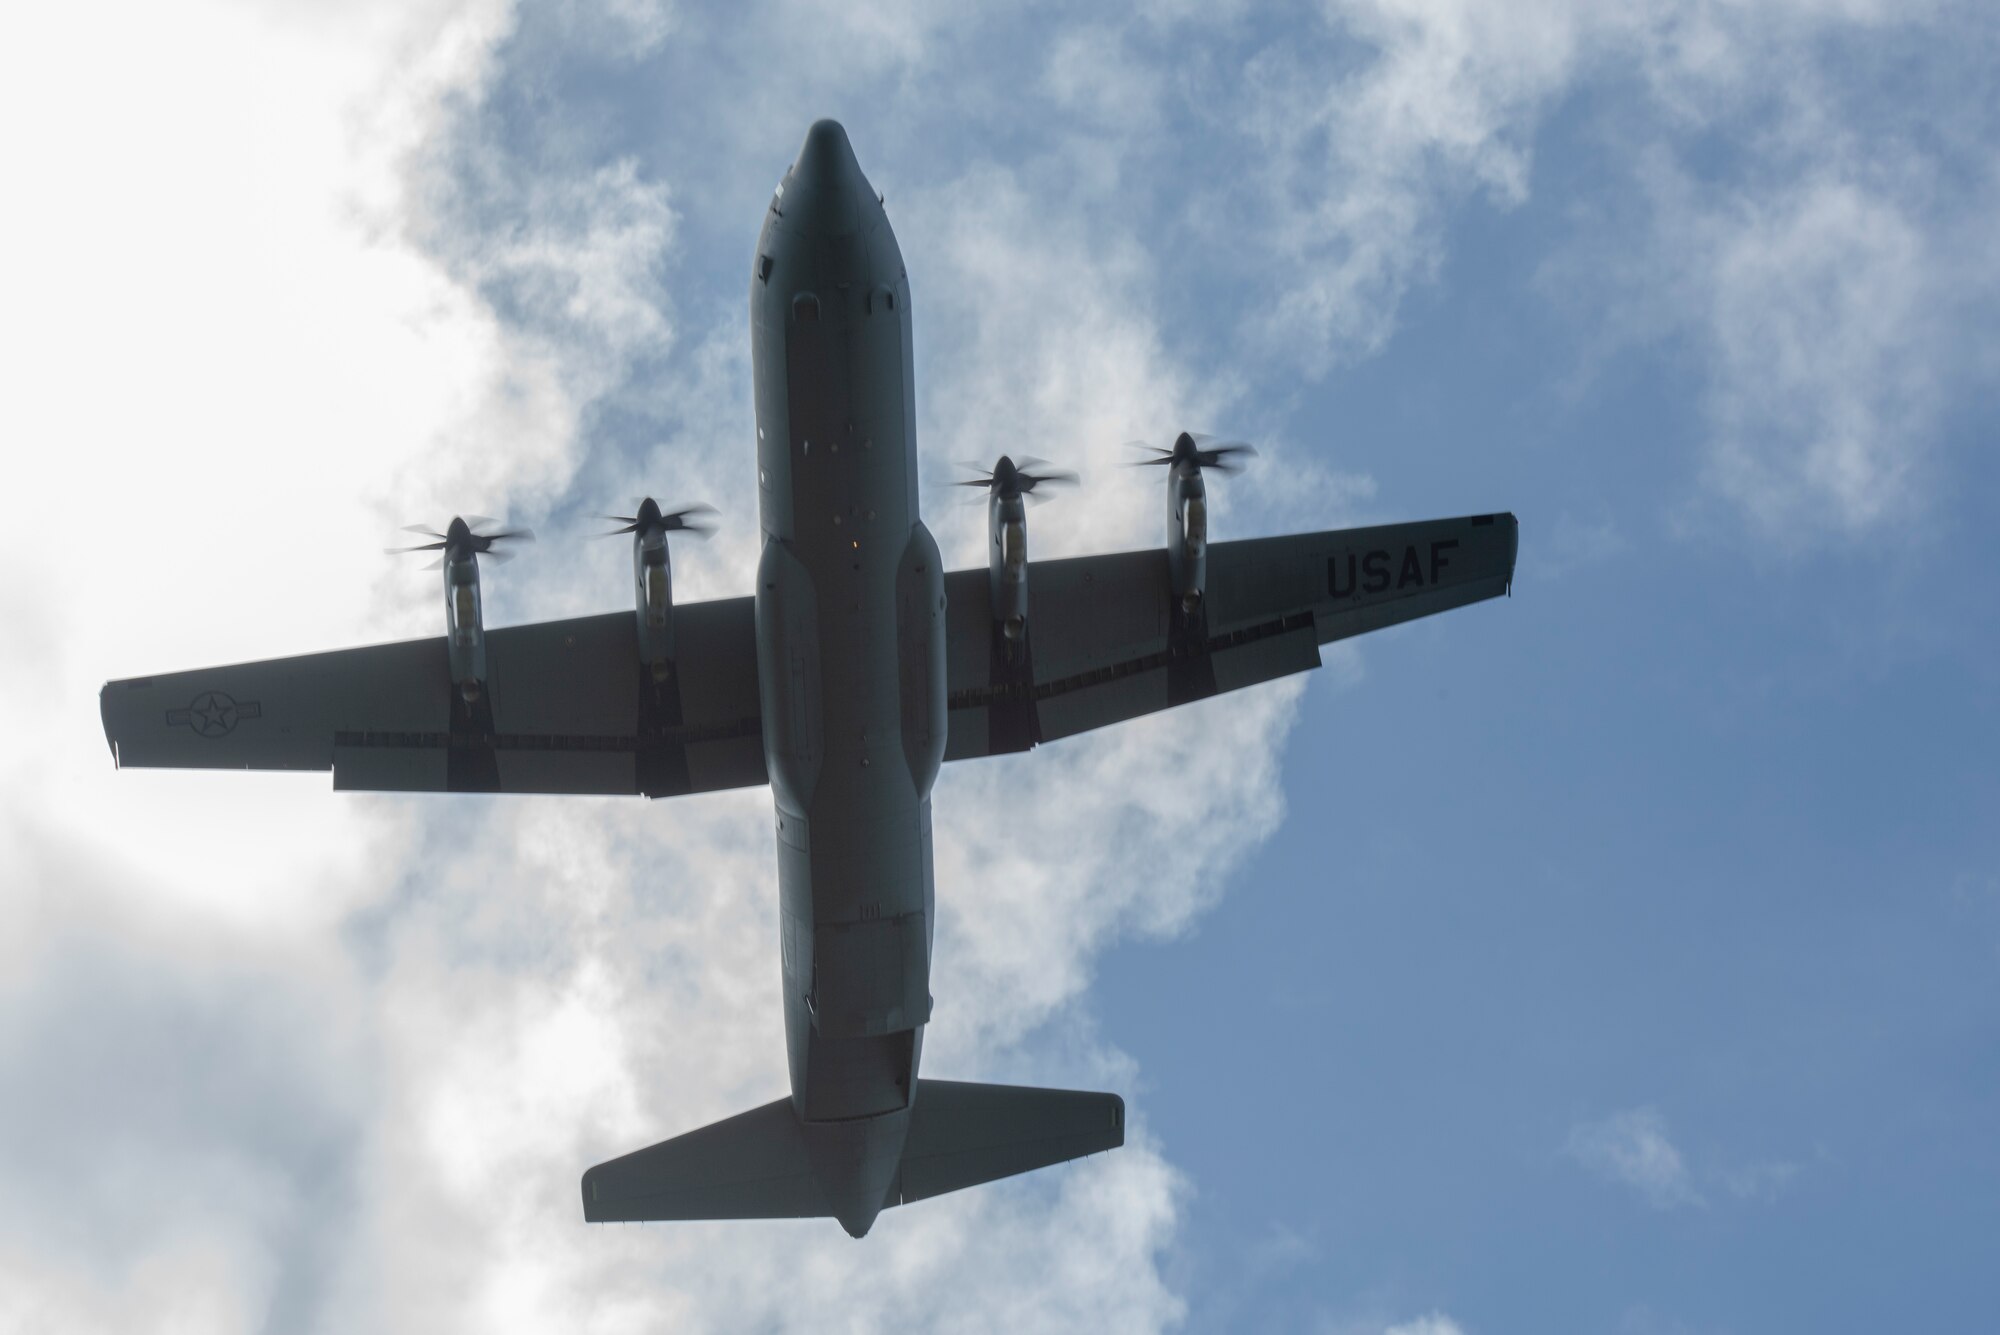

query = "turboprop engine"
(602, 498), (716, 681)
(956, 455), (1076, 647)
(389, 516), (534, 701)
(1134, 433), (1255, 615)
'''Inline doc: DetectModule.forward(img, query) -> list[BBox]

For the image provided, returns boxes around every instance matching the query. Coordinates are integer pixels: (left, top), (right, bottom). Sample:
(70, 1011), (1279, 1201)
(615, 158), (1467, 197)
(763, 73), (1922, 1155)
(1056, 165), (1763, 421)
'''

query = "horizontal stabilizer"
(582, 1096), (823, 1222)
(893, 1079), (1124, 1206)
(581, 1079), (1125, 1228)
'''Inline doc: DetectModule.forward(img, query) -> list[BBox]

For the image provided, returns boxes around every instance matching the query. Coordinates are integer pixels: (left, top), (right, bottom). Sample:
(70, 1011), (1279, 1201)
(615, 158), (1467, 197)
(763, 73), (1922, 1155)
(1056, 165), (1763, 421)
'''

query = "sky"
(1, 1), (1996, 1332)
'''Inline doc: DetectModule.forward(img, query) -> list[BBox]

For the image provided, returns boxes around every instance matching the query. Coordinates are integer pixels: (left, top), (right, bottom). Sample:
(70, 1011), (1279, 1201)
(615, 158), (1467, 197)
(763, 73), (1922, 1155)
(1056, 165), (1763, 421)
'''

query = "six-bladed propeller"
(955, 454), (1079, 503)
(601, 497), (718, 539)
(1129, 431), (1258, 476)
(386, 517), (536, 569)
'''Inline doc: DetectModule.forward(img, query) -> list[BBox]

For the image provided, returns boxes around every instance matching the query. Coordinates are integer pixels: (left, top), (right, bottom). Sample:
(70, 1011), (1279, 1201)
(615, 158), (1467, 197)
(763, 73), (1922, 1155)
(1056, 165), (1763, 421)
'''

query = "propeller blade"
(1197, 443), (1258, 475)
(481, 528), (534, 543)
(400, 524), (446, 538)
(421, 557), (444, 572)
(461, 515), (497, 529)
(485, 548), (515, 564)
(959, 456), (1078, 499)
(656, 503), (717, 537)
(601, 504), (715, 537)
(385, 541), (449, 553)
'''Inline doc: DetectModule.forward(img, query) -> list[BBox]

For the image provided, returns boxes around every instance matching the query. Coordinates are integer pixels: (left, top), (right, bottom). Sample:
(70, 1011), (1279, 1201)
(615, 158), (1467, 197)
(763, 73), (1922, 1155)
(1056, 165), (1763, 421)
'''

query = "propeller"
(955, 454), (1079, 503)
(601, 497), (718, 539)
(386, 516), (535, 563)
(1129, 431), (1258, 476)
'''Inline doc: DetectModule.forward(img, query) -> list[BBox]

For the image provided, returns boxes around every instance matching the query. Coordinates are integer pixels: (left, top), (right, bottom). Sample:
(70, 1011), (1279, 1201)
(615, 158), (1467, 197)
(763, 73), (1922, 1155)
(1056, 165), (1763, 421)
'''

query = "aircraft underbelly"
(751, 170), (942, 1124)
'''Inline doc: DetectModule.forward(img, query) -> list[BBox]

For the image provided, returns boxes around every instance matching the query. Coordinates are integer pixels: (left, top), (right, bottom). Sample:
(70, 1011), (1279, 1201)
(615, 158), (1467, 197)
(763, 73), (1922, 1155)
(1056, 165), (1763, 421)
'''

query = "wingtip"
(99, 680), (119, 766)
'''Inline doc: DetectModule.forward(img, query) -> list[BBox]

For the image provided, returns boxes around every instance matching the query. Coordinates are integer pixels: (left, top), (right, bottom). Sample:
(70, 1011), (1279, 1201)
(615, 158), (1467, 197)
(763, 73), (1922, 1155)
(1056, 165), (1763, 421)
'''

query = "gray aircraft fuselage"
(93, 116), (1516, 1241)
(749, 121), (941, 1237)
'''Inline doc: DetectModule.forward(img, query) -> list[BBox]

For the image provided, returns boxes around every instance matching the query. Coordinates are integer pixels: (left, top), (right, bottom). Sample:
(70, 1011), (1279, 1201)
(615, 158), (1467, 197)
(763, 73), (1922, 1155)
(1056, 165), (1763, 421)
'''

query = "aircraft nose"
(785, 119), (871, 237)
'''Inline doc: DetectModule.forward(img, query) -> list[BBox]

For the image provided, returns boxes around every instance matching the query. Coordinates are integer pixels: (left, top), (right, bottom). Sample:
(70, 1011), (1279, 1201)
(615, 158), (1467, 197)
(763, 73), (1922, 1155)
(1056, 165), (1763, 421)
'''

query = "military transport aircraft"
(98, 121), (1517, 1239)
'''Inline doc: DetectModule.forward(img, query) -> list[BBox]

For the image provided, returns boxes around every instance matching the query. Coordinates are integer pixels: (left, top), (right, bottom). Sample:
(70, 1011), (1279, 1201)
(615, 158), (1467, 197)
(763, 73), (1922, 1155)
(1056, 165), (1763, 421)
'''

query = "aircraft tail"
(890, 1079), (1124, 1207)
(582, 1079), (1124, 1235)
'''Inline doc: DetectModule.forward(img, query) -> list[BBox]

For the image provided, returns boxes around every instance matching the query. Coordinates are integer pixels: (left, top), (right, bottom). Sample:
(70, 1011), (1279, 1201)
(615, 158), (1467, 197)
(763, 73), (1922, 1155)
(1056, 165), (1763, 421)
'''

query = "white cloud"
(1221, 0), (1993, 541)
(1566, 1107), (1705, 1209)
(1234, 0), (1612, 372)
(1568, 1110), (1808, 1212)
(1384, 1315), (1468, 1335)
(1042, 25), (1164, 129)
(0, 3), (1350, 1330)
(902, 160), (1373, 572)
(15, 0), (1939, 1324)
(1672, 172), (1940, 539)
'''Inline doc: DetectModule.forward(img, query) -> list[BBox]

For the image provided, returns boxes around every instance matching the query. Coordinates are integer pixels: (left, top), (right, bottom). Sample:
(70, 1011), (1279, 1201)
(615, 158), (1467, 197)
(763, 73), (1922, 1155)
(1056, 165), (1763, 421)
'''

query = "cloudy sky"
(3, 1), (1996, 1331)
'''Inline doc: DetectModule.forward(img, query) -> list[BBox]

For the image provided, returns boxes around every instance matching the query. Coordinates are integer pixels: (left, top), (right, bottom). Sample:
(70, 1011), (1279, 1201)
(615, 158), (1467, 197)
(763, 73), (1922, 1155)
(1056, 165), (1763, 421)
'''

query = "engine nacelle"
(609, 497), (713, 682)
(634, 525), (676, 681)
(1148, 431), (1252, 616)
(398, 515), (527, 703)
(443, 553), (487, 701)
(987, 489), (1028, 644)
(1166, 465), (1207, 614)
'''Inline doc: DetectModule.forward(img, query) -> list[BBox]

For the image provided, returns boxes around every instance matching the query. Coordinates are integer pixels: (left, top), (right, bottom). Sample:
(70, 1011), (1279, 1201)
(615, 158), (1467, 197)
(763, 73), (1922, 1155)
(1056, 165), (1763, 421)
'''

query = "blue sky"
(2, 1), (1996, 1332)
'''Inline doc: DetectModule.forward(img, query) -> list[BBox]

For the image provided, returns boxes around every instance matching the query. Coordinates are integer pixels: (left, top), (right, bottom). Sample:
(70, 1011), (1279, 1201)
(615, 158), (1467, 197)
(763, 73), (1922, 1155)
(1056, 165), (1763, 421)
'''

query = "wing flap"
(331, 743), (448, 792)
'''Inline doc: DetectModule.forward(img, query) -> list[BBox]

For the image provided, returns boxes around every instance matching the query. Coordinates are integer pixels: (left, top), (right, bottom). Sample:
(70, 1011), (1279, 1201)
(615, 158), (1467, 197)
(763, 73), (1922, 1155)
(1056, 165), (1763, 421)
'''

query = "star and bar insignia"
(165, 690), (262, 739)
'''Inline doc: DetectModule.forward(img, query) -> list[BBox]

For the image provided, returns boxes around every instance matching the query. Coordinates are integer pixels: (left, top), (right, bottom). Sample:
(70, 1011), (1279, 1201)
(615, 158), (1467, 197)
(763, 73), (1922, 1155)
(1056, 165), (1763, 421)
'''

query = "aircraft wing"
(99, 598), (766, 796)
(943, 512), (1517, 759)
